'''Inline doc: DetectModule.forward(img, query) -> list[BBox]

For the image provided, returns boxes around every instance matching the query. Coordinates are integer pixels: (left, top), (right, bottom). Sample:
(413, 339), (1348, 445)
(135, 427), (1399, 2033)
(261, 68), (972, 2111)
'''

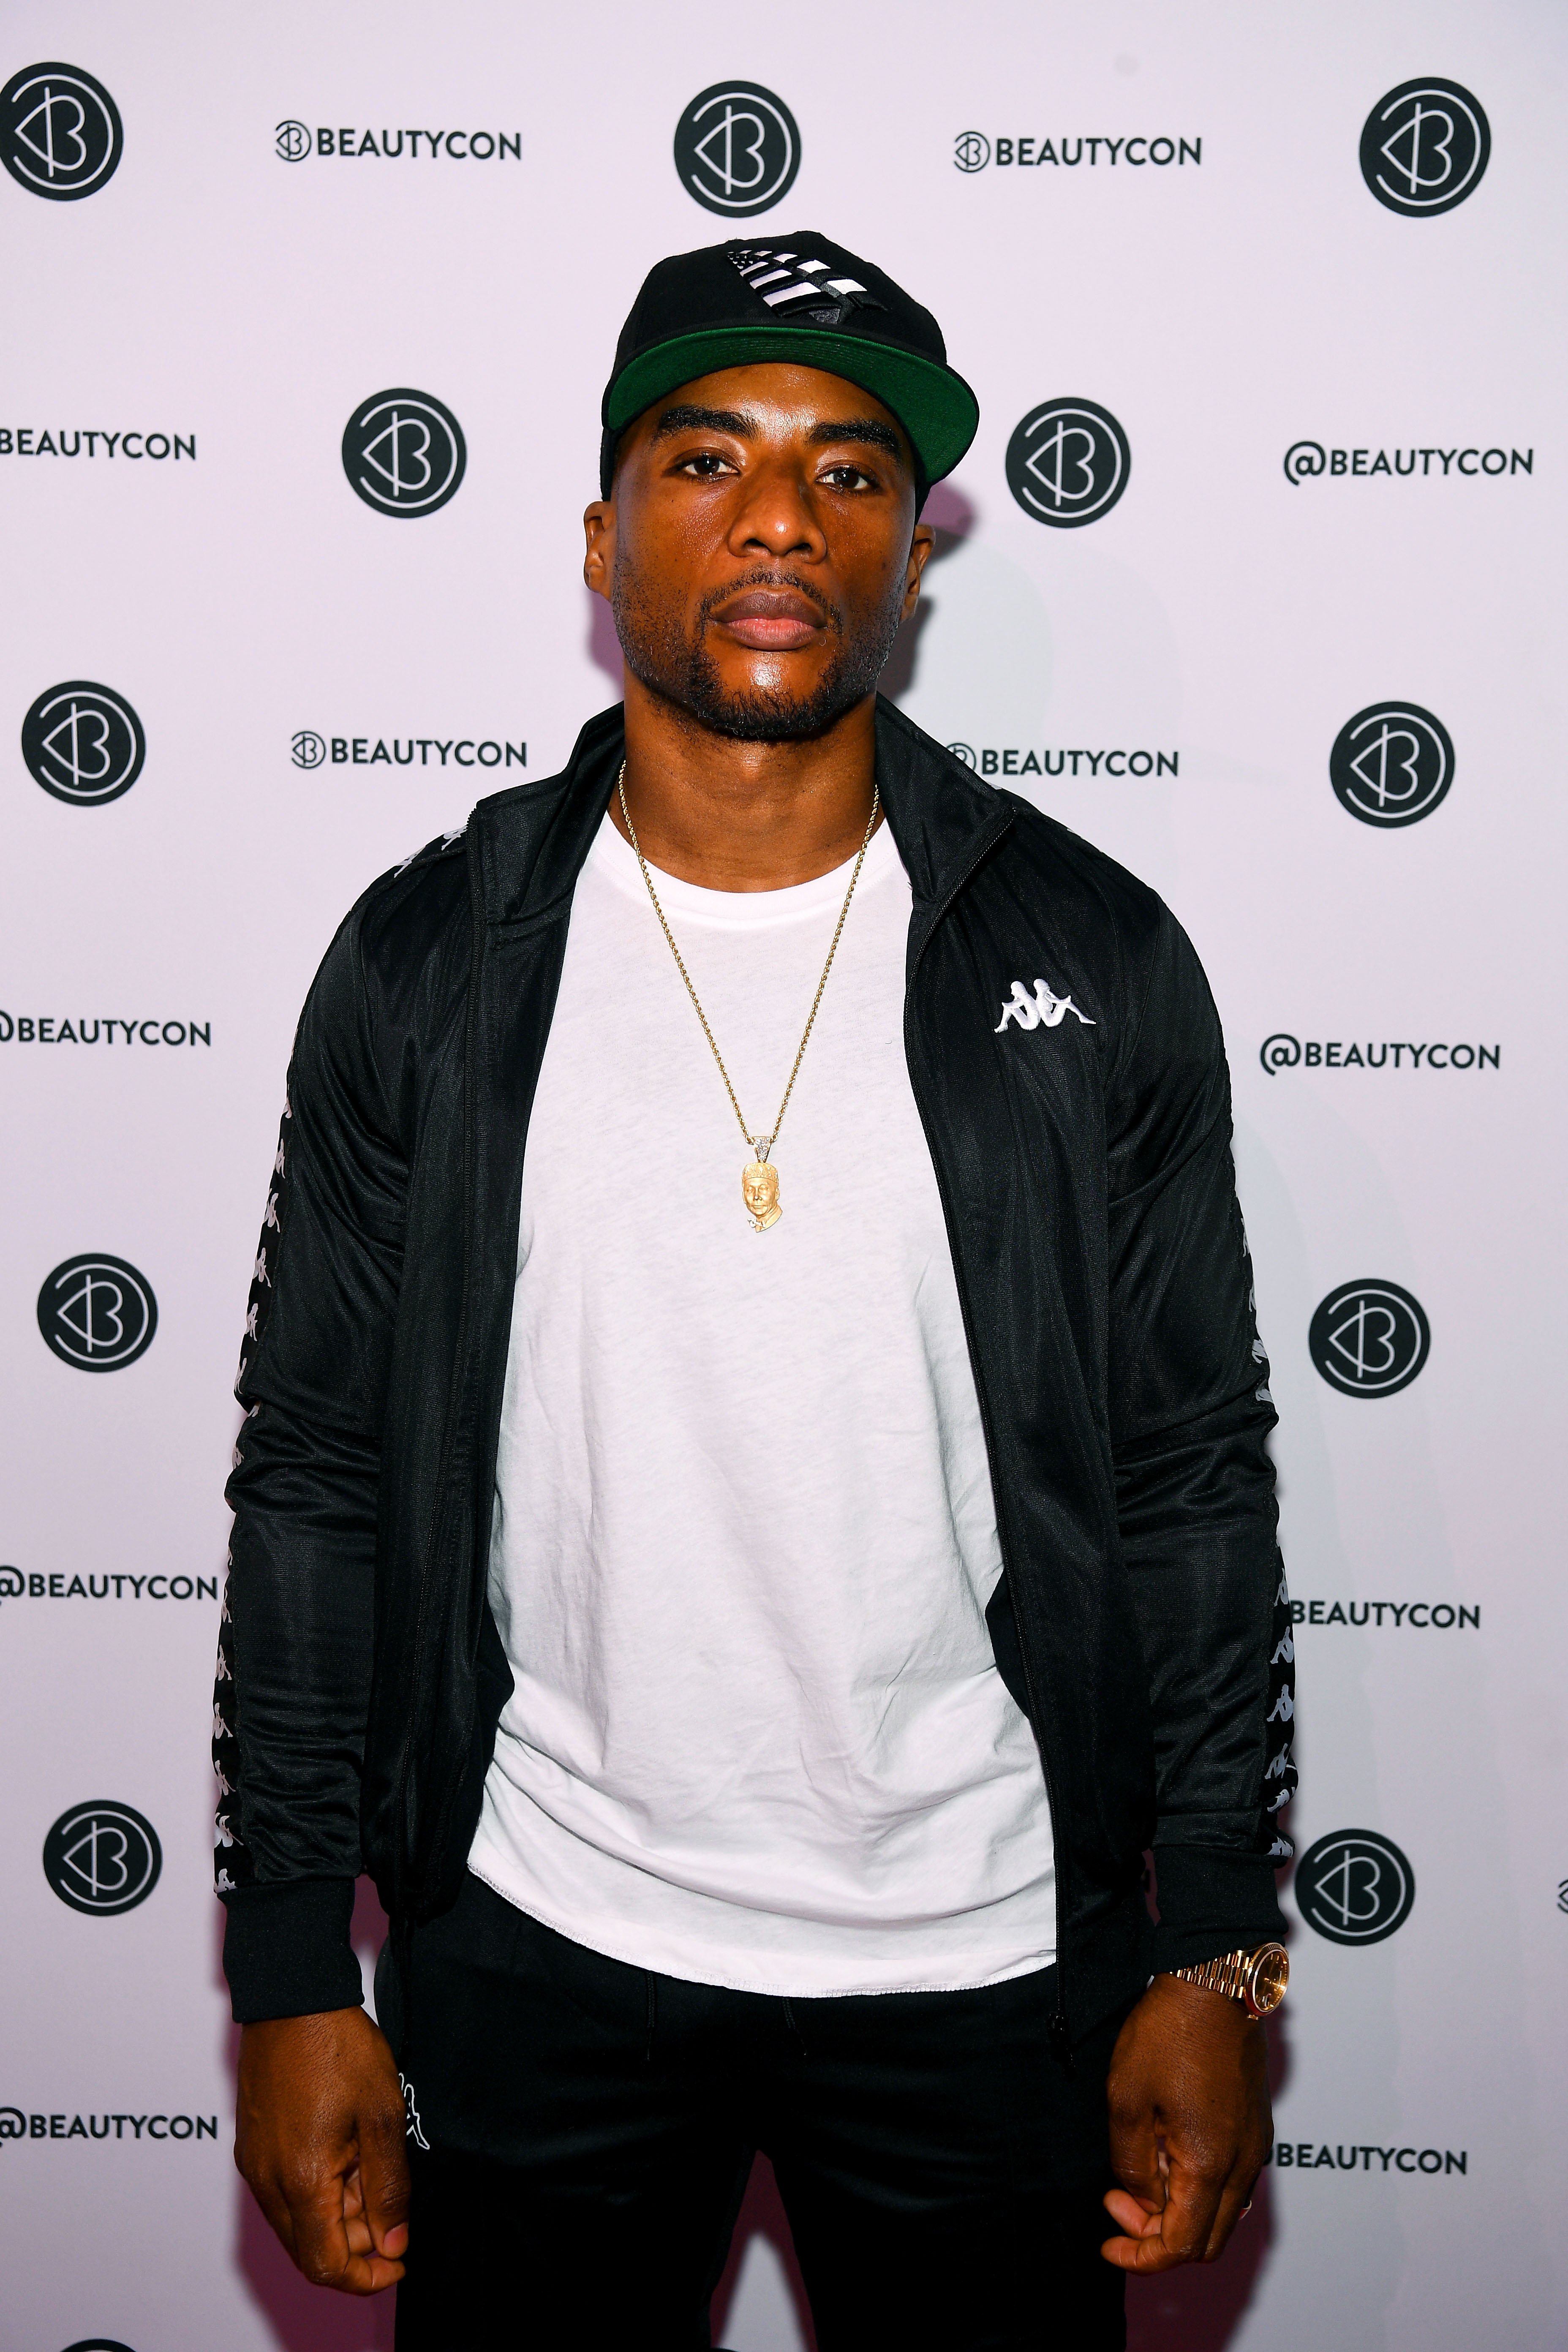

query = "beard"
(610, 559), (905, 743)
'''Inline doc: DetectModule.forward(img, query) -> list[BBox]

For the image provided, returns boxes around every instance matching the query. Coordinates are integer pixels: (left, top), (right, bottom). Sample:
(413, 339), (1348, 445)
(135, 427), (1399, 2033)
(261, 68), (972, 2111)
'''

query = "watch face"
(1251, 1946), (1290, 2013)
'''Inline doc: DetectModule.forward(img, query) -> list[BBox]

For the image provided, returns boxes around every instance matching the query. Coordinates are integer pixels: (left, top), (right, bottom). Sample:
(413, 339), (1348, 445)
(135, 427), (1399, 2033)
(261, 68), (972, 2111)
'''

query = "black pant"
(389, 1873), (1127, 2350)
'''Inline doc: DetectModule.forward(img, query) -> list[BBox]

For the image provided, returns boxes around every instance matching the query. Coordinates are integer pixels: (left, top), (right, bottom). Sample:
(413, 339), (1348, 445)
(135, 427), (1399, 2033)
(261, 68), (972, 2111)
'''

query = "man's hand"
(236, 2006), (411, 2295)
(1100, 1973), (1272, 2271)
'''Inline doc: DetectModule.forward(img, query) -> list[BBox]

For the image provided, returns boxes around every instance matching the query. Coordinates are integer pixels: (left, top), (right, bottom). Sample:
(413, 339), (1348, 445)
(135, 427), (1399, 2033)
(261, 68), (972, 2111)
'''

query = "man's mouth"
(708, 588), (828, 651)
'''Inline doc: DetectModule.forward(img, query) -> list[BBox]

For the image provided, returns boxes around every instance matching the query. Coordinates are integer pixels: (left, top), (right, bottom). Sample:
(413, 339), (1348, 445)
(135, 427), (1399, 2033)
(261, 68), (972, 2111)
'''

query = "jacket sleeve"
(212, 901), (408, 2023)
(1104, 904), (1296, 1974)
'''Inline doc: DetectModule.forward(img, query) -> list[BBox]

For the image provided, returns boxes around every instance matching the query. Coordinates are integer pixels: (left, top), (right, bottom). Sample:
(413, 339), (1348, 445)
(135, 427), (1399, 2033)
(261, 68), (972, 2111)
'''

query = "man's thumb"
(357, 2100), (412, 2255)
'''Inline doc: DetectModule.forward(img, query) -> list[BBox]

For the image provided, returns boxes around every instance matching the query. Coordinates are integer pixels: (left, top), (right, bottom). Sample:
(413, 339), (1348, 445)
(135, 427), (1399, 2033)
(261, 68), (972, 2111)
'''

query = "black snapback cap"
(599, 235), (980, 498)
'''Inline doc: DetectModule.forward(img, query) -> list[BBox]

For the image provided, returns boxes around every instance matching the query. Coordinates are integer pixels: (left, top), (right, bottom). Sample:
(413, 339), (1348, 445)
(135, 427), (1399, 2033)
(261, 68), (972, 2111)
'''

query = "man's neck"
(608, 673), (882, 891)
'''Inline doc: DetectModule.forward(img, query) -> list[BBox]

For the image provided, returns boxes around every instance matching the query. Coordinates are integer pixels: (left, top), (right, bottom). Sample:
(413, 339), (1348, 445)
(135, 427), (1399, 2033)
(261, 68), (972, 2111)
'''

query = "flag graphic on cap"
(729, 247), (887, 329)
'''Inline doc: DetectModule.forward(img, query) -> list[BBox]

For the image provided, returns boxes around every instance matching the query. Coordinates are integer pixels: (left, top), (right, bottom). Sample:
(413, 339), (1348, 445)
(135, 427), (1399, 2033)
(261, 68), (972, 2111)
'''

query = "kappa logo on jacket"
(994, 977), (1096, 1033)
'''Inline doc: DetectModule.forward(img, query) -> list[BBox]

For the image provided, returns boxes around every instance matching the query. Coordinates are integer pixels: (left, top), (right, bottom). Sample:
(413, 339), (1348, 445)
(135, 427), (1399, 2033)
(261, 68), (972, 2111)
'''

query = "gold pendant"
(742, 1154), (781, 1232)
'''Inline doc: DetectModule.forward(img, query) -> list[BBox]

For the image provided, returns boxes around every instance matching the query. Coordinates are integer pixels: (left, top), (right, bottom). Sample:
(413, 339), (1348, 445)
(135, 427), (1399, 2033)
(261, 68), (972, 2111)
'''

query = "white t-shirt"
(468, 810), (1056, 1995)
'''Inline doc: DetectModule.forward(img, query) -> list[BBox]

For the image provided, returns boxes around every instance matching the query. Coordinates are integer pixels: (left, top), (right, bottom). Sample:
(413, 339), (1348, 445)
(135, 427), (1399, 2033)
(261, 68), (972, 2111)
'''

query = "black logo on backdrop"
(1270, 2138), (1465, 2175)
(1309, 1281), (1429, 1398)
(1360, 80), (1489, 217)
(276, 122), (520, 163)
(674, 83), (800, 216)
(949, 741), (1177, 780)
(1329, 702), (1453, 827)
(1296, 1829), (1415, 1945)
(22, 683), (144, 806)
(1283, 441), (1529, 485)
(63, 2341), (139, 2349)
(43, 1803), (162, 1914)
(2, 2110), (213, 2145)
(342, 390), (466, 517)
(38, 1256), (158, 1371)
(953, 131), (1200, 171)
(0, 64), (122, 201)
(291, 731), (525, 771)
(1006, 400), (1130, 526)
(1260, 1035), (1497, 1075)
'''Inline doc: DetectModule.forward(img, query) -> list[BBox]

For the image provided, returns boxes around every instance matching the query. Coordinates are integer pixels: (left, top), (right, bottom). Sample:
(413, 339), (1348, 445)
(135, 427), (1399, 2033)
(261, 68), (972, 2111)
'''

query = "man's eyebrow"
(652, 404), (756, 441)
(649, 406), (906, 463)
(806, 417), (905, 460)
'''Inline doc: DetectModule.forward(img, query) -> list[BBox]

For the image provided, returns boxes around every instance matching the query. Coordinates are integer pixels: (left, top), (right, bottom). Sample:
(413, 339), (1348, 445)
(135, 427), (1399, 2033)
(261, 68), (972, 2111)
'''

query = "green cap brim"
(606, 326), (980, 486)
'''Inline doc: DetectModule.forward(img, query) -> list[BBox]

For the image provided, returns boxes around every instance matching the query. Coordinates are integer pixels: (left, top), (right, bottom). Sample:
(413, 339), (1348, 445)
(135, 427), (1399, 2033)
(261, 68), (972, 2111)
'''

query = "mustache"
(697, 569), (841, 634)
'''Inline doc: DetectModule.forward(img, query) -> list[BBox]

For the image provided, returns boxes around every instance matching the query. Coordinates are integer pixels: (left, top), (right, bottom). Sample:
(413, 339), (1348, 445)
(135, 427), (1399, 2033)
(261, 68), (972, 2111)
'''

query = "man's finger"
(1155, 2156), (1226, 2266)
(1102, 2155), (1228, 2273)
(244, 2165), (302, 2268)
(1200, 2161), (1260, 2262)
(357, 2100), (413, 2259)
(287, 2174), (405, 2296)
(1106, 2107), (1164, 2210)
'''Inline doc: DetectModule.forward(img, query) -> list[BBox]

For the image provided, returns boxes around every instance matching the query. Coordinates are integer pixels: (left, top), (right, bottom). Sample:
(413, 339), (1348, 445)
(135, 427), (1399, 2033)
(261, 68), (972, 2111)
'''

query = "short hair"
(743, 1158), (779, 1195)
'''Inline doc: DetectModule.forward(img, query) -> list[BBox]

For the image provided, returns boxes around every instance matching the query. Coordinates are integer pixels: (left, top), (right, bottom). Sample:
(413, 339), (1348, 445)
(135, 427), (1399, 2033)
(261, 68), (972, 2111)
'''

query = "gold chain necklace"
(617, 760), (880, 1231)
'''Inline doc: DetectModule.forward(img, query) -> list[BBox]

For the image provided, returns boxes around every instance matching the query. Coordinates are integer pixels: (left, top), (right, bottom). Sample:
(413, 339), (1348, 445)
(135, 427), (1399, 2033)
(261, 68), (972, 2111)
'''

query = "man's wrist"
(221, 1877), (363, 2024)
(1165, 1941), (1289, 2020)
(1148, 1843), (1290, 1977)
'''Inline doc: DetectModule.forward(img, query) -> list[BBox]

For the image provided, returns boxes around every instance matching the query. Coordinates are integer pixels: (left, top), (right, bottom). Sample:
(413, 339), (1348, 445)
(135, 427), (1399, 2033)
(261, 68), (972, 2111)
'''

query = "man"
(215, 234), (1296, 2349)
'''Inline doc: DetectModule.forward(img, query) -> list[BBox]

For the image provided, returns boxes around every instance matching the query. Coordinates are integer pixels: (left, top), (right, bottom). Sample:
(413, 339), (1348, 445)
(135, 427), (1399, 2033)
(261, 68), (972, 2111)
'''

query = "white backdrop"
(3, 5), (1565, 2349)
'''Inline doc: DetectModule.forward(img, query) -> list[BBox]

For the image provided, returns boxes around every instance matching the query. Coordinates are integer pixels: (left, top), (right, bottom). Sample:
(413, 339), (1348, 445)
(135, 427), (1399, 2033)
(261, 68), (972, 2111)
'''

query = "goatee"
(611, 563), (903, 743)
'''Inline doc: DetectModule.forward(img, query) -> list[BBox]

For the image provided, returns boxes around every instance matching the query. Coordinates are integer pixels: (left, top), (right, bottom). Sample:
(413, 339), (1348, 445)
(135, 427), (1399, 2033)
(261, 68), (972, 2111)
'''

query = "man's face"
(584, 364), (933, 742)
(743, 1163), (778, 1215)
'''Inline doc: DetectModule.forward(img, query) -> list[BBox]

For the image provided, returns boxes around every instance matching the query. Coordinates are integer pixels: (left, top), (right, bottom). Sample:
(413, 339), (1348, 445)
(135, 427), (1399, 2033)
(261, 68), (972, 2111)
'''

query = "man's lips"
(708, 589), (828, 651)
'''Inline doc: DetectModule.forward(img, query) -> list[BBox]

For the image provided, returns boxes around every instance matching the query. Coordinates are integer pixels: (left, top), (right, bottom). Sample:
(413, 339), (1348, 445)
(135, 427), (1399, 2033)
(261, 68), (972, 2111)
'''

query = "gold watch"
(1169, 1942), (1289, 2019)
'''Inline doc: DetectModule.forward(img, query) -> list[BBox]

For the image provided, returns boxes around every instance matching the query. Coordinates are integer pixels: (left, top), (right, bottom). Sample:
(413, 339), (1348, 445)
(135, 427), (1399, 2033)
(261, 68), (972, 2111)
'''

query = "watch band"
(1169, 1941), (1289, 2017)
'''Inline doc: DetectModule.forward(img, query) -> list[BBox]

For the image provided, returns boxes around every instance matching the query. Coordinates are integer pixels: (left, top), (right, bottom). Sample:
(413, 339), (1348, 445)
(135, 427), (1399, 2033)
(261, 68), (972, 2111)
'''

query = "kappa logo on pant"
(994, 978), (1096, 1033)
(400, 2073), (430, 2150)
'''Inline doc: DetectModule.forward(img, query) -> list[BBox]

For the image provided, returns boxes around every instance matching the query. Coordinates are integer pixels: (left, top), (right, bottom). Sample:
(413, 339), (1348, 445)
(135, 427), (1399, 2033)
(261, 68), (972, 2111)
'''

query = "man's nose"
(728, 463), (826, 560)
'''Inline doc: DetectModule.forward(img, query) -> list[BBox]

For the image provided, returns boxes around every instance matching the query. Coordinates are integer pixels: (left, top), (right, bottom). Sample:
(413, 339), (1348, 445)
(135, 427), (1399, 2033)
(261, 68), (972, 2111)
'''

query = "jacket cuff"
(220, 1878), (364, 2024)
(1149, 1844), (1288, 1976)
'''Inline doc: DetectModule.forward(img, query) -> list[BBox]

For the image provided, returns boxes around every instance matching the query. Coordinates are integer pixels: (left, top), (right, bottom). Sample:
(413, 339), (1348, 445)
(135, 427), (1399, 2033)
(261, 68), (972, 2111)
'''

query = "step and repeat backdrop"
(2, 4), (1564, 2349)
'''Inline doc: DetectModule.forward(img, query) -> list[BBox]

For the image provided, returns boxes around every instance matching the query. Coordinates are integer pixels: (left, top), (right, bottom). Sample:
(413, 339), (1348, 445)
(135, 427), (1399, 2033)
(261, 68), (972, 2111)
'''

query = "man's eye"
(678, 451), (733, 478)
(821, 465), (876, 491)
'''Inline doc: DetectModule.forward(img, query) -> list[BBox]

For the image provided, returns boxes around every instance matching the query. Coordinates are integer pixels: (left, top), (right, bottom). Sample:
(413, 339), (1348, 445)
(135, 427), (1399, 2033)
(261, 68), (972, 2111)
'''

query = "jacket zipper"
(387, 830), (491, 1918)
(902, 822), (1074, 2063)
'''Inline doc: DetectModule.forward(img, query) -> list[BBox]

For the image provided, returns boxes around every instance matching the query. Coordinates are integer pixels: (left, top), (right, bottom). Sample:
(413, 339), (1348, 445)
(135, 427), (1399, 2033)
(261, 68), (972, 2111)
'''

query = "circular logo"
(43, 1802), (162, 1915)
(1360, 79), (1489, 217)
(38, 1255), (158, 1372)
(342, 389), (466, 517)
(275, 118), (310, 163)
(22, 682), (145, 807)
(63, 2342), (139, 2350)
(946, 741), (978, 768)
(1260, 1032), (1301, 1075)
(291, 729), (327, 769)
(1006, 399), (1130, 528)
(1296, 1829), (1415, 1945)
(0, 63), (122, 200)
(1329, 702), (1453, 827)
(1309, 1280), (1429, 1398)
(674, 82), (800, 216)
(954, 131), (991, 173)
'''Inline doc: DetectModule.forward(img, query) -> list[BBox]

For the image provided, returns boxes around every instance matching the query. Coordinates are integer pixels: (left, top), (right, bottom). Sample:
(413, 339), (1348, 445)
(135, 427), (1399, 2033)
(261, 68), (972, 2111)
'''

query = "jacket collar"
(468, 694), (1013, 934)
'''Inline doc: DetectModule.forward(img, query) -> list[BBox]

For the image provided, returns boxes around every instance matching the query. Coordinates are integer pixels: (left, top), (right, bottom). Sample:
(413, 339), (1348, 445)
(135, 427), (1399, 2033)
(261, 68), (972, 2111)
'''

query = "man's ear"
(583, 500), (615, 602)
(903, 523), (936, 619)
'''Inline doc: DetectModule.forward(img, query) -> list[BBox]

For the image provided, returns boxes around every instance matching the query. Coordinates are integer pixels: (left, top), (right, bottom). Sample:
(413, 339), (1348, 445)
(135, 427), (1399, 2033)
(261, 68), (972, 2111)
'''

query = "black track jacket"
(214, 701), (1296, 2042)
